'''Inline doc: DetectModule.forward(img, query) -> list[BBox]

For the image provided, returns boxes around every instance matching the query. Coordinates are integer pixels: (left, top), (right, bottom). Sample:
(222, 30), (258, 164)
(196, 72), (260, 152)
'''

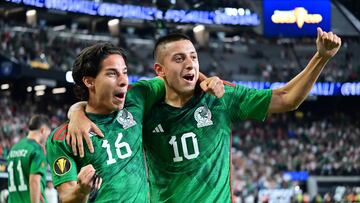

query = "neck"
(86, 100), (114, 115)
(27, 132), (42, 145)
(164, 85), (194, 108)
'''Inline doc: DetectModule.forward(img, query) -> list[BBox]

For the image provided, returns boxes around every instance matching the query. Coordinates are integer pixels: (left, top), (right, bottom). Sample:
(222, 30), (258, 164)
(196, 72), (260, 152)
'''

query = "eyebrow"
(172, 51), (197, 56)
(105, 67), (127, 73)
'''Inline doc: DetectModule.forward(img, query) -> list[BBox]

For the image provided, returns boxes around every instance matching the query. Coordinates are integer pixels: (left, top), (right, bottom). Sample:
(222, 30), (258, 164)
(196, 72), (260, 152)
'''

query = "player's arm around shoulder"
(66, 102), (103, 158)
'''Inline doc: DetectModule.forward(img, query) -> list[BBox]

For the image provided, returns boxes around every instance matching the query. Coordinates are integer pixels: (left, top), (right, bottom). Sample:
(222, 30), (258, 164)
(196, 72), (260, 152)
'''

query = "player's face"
(89, 54), (128, 114)
(160, 40), (199, 96)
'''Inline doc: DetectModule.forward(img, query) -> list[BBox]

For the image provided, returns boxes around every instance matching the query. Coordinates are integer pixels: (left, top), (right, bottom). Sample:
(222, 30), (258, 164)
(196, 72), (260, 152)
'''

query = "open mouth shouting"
(114, 92), (126, 103)
(182, 73), (195, 83)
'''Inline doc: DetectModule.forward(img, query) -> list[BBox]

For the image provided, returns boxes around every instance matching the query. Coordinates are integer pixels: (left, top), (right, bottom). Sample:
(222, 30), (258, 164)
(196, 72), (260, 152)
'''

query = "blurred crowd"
(232, 112), (360, 202)
(1, 21), (360, 82)
(0, 95), (66, 158)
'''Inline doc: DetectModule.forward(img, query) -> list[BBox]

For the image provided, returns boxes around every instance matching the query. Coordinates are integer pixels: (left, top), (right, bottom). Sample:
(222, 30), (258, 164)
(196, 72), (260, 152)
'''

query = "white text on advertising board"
(271, 7), (322, 28)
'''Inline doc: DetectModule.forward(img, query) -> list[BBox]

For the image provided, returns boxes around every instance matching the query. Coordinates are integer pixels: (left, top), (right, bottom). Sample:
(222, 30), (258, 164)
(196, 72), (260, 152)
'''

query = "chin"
(116, 103), (125, 110)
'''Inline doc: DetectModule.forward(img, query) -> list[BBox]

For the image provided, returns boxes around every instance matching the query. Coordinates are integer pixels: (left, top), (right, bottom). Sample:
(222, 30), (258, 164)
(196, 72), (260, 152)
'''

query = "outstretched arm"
(269, 27), (341, 113)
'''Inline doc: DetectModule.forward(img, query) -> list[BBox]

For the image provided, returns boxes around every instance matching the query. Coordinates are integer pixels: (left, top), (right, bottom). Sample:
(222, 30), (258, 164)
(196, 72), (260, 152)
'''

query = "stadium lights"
(53, 25), (66, 31)
(26, 10), (36, 17)
(34, 85), (46, 91)
(108, 19), (120, 36)
(26, 10), (37, 26)
(66, 71), (74, 83)
(1, 84), (9, 90)
(193, 25), (205, 33)
(27, 86), (32, 92)
(108, 19), (119, 27)
(52, 87), (66, 94)
(35, 90), (45, 96)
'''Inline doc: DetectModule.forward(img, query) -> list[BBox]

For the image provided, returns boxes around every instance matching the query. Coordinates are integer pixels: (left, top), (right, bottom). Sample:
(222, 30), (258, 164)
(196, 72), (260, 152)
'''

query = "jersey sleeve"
(224, 84), (272, 121)
(46, 125), (78, 187)
(127, 78), (165, 116)
(29, 146), (47, 177)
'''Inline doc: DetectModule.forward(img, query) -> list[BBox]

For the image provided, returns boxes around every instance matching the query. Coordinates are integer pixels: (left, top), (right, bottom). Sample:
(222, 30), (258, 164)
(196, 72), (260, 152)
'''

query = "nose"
(117, 73), (128, 87)
(184, 56), (195, 70)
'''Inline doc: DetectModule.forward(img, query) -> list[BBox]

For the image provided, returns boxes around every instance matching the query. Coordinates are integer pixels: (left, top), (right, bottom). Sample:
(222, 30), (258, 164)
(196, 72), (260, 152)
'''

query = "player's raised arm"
(67, 101), (104, 157)
(269, 27), (341, 113)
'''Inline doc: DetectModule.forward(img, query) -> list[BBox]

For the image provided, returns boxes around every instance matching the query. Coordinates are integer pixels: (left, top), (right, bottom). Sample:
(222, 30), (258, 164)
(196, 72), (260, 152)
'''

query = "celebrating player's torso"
(144, 85), (271, 203)
(47, 79), (165, 202)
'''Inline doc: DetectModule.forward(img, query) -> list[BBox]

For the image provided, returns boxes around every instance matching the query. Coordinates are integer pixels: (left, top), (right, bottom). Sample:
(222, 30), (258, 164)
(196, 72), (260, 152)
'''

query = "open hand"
(67, 109), (103, 157)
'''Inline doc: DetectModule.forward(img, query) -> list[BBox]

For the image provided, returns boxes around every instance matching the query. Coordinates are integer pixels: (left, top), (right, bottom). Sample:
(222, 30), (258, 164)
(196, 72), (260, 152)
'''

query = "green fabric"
(8, 138), (48, 203)
(46, 78), (165, 203)
(143, 85), (272, 203)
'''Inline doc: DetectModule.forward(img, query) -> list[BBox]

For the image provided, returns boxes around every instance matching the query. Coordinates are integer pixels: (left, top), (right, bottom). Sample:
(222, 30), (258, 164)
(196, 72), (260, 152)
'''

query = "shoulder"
(48, 122), (69, 144)
(131, 77), (162, 87)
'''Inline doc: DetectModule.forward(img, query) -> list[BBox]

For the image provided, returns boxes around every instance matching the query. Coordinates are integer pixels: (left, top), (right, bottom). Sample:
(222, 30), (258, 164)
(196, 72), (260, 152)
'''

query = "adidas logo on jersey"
(152, 124), (164, 133)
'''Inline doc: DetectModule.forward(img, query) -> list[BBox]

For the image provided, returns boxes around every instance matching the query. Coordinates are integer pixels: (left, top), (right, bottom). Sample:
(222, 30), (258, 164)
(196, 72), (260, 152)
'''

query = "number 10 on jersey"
(169, 132), (199, 162)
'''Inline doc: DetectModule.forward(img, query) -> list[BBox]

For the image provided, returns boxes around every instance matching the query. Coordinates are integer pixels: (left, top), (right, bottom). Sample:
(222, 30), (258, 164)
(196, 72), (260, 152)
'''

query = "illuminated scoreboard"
(263, 0), (331, 37)
(5, 0), (260, 26)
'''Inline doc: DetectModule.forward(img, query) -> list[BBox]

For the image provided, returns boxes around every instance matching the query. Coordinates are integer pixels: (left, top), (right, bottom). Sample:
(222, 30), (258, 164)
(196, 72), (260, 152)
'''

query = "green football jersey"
(143, 85), (272, 203)
(46, 78), (164, 203)
(7, 138), (48, 203)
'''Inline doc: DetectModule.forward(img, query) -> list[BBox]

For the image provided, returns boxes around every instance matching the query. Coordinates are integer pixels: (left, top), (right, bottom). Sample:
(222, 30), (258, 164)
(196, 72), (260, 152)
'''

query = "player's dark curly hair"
(72, 43), (127, 100)
(28, 114), (50, 131)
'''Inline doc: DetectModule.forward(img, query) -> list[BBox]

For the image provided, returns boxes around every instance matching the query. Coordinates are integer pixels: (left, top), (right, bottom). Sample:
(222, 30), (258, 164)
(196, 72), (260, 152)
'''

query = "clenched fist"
(316, 27), (341, 59)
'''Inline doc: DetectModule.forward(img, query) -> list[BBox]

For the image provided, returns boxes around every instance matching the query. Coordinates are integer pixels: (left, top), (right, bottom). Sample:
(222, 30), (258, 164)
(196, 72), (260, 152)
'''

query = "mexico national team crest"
(194, 105), (213, 128)
(117, 109), (136, 129)
(53, 157), (71, 176)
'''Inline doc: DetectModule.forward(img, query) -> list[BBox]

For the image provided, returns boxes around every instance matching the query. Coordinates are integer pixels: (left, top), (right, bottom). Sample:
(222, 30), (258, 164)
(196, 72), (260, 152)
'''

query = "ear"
(154, 63), (165, 77)
(82, 76), (95, 90)
(39, 126), (45, 135)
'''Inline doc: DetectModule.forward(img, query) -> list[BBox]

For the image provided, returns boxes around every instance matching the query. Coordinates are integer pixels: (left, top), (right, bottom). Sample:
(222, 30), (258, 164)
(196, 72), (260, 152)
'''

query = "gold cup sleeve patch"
(53, 157), (71, 176)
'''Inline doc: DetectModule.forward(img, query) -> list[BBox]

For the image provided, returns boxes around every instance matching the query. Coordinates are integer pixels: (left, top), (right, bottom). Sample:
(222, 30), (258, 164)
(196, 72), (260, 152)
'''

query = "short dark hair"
(72, 43), (127, 100)
(28, 114), (51, 131)
(153, 33), (191, 61)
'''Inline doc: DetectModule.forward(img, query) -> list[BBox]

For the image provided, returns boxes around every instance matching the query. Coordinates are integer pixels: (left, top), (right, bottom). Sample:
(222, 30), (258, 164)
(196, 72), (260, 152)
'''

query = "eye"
(174, 56), (184, 63)
(106, 71), (117, 76)
(191, 55), (198, 60)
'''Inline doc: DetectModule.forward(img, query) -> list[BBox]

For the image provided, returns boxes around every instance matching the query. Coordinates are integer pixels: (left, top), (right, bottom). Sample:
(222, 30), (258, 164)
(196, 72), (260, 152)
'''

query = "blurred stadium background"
(0, 0), (360, 202)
